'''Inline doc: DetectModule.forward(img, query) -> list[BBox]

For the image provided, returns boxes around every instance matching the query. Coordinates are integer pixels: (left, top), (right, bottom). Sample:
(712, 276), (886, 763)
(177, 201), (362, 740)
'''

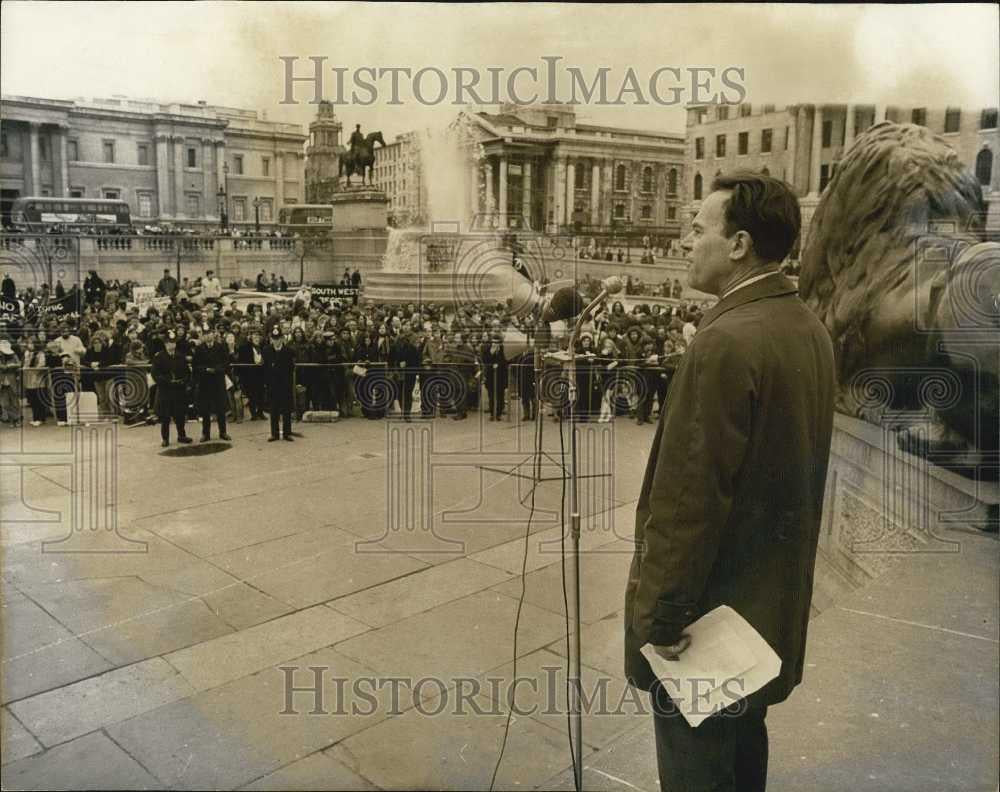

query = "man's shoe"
(178, 436), (193, 444)
(268, 436), (278, 442)
(219, 434), (232, 442)
(161, 440), (169, 448)
(57, 421), (68, 427)
(283, 435), (294, 442)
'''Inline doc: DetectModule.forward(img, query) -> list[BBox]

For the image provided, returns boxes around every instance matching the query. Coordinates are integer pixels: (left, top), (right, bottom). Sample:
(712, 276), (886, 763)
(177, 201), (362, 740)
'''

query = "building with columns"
(0, 94), (306, 227)
(683, 102), (1000, 251)
(460, 103), (685, 238)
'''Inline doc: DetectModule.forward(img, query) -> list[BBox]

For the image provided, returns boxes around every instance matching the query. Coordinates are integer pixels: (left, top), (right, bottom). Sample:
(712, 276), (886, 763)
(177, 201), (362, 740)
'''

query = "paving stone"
(538, 718), (657, 791)
(1, 593), (111, 705)
(163, 605), (369, 691)
(335, 590), (568, 692)
(326, 686), (590, 791)
(108, 647), (396, 790)
(240, 751), (380, 791)
(476, 648), (648, 751)
(8, 657), (194, 747)
(200, 581), (295, 630)
(546, 610), (626, 679)
(328, 557), (513, 628)
(0, 730), (160, 790)
(491, 544), (633, 624)
(1, 707), (43, 765)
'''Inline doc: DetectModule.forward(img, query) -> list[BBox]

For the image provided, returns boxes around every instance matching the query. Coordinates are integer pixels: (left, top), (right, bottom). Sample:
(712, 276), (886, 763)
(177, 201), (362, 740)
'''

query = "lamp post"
(253, 196), (261, 234)
(220, 162), (229, 231)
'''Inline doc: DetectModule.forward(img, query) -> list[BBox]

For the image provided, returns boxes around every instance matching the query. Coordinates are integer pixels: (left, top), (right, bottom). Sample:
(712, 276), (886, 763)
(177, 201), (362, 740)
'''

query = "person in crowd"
(420, 326), (447, 418)
(278, 276), (288, 293)
(510, 335), (536, 422)
(262, 326), (295, 441)
(480, 330), (508, 421)
(201, 270), (223, 305)
(0, 339), (22, 426)
(151, 330), (193, 447)
(391, 328), (422, 421)
(330, 327), (354, 417)
(192, 325), (232, 442)
(289, 326), (312, 420)
(573, 332), (602, 421)
(83, 270), (106, 306)
(49, 322), (86, 426)
(351, 268), (362, 289)
(81, 333), (119, 417)
(255, 271), (267, 291)
(236, 330), (266, 420)
(442, 331), (475, 420)
(21, 336), (49, 426)
(1, 273), (15, 302)
(353, 326), (388, 419)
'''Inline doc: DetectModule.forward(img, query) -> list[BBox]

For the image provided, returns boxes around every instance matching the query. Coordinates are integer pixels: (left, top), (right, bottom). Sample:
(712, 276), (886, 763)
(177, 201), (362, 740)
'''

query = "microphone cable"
(489, 386), (544, 792)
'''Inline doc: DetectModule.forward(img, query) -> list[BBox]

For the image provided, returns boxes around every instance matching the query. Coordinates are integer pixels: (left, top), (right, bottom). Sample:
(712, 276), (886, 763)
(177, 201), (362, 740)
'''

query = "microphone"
(542, 287), (586, 323)
(601, 275), (624, 296)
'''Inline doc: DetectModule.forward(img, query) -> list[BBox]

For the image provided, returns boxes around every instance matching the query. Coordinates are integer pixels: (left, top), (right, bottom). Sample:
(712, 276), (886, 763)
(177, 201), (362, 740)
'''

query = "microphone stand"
(564, 286), (613, 792)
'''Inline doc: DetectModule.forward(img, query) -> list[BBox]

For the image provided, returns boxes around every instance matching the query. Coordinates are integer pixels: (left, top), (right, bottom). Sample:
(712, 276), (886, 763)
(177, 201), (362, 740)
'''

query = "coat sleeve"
(632, 323), (758, 646)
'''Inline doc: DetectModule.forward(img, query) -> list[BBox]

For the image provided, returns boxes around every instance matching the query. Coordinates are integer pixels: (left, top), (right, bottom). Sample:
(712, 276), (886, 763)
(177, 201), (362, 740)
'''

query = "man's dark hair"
(711, 172), (801, 264)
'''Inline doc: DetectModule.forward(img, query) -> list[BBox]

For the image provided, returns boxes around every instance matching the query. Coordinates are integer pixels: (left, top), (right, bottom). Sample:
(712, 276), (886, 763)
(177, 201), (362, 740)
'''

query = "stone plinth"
(330, 188), (388, 231)
(811, 413), (999, 614)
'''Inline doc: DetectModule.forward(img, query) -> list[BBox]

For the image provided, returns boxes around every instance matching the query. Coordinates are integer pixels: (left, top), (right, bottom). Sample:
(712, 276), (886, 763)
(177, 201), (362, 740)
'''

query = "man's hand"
(653, 634), (691, 661)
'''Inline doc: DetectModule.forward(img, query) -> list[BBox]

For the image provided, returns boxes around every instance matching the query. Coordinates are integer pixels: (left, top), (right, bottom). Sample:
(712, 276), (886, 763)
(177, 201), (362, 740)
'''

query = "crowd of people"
(0, 267), (711, 444)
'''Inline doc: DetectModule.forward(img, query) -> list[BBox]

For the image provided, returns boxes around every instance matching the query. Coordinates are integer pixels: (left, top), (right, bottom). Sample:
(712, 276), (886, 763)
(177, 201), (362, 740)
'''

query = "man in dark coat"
(625, 172), (835, 792)
(510, 337), (536, 422)
(391, 329), (422, 421)
(151, 330), (193, 447)
(262, 326), (296, 440)
(236, 331), (266, 419)
(192, 325), (232, 442)
(480, 332), (508, 421)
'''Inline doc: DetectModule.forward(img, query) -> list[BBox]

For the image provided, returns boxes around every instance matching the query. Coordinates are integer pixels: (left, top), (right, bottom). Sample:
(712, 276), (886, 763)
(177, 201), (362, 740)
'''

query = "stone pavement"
(1, 411), (997, 790)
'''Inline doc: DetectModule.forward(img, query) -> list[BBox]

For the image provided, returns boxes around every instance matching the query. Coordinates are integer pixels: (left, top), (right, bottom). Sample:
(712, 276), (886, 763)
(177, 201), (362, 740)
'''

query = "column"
(155, 134), (171, 217)
(844, 104), (855, 152)
(590, 160), (600, 225)
(873, 104), (886, 123)
(28, 123), (41, 196)
(786, 107), (798, 191)
(275, 151), (285, 209)
(498, 156), (508, 229)
(565, 159), (575, 225)
(522, 159), (532, 226)
(484, 159), (495, 214)
(173, 136), (186, 218)
(467, 153), (479, 226)
(553, 157), (566, 231)
(58, 125), (70, 196)
(202, 138), (214, 218)
(601, 159), (613, 225)
(808, 105), (823, 197)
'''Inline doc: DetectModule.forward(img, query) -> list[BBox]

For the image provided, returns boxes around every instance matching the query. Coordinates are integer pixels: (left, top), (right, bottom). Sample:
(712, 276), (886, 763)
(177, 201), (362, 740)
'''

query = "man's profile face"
(683, 190), (736, 296)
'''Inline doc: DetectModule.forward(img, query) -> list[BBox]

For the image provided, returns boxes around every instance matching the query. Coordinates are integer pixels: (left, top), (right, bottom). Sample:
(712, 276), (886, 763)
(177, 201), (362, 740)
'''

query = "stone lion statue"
(799, 122), (999, 474)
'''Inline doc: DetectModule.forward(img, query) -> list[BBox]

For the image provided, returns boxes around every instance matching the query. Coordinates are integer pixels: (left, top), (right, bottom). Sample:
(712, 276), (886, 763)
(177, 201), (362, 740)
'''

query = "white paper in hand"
(640, 605), (781, 727)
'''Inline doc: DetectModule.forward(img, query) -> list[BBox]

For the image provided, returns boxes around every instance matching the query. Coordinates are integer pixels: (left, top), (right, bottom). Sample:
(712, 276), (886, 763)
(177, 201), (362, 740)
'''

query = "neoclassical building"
(460, 103), (685, 237)
(0, 94), (307, 227)
(683, 102), (1000, 246)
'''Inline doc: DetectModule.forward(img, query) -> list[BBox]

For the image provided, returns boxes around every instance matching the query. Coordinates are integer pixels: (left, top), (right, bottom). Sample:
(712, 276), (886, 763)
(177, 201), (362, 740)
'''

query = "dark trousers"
(399, 372), (417, 416)
(201, 412), (227, 438)
(159, 411), (187, 442)
(652, 689), (768, 792)
(485, 384), (504, 419)
(27, 388), (48, 422)
(269, 406), (292, 437)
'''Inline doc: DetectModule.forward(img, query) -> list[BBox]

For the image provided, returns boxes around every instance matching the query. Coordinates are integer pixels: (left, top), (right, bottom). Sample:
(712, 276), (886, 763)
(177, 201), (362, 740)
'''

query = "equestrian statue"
(339, 124), (386, 187)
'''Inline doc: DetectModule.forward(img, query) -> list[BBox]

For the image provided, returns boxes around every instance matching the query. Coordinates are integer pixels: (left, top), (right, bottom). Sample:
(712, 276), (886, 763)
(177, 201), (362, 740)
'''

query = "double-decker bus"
(277, 204), (334, 235)
(10, 197), (132, 231)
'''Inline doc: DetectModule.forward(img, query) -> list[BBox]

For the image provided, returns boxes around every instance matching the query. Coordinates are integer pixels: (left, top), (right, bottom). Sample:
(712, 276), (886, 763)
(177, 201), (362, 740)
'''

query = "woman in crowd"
(289, 326), (312, 420)
(21, 336), (49, 426)
(0, 339), (23, 426)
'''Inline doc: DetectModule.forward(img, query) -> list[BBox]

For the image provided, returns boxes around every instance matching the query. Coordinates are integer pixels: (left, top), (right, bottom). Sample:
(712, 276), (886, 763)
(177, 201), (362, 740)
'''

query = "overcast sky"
(2, 2), (997, 139)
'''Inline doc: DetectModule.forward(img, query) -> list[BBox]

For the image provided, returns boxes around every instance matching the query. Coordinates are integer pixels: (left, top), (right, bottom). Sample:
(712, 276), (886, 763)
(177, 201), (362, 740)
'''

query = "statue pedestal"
(811, 413), (999, 614)
(330, 187), (388, 231)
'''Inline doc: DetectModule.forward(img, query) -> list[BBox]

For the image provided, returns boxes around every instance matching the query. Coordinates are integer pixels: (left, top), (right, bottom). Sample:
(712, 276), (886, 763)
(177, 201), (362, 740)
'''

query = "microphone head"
(541, 287), (586, 323)
(603, 276), (624, 295)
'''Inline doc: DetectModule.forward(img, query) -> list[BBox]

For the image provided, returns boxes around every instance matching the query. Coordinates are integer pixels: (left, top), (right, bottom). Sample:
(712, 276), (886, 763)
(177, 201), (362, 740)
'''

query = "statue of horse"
(339, 131), (386, 187)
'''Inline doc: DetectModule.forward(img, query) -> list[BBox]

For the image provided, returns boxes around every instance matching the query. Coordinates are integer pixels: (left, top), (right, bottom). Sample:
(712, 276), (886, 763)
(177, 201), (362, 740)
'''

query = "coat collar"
(696, 272), (798, 333)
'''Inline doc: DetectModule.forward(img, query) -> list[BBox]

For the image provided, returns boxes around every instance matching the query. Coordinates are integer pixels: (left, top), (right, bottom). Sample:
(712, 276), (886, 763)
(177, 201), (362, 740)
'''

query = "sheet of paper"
(640, 605), (782, 728)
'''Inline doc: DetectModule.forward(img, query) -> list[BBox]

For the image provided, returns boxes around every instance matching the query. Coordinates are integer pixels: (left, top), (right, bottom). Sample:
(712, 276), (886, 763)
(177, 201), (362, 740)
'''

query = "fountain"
(366, 120), (531, 307)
